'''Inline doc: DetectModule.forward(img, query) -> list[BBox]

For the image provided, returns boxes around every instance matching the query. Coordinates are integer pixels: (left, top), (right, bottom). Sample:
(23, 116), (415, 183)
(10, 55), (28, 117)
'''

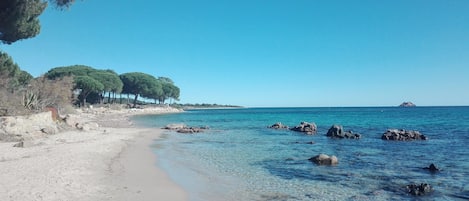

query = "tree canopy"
(74, 75), (103, 106)
(0, 51), (33, 90)
(0, 0), (77, 44)
(46, 65), (123, 105)
(120, 72), (162, 106)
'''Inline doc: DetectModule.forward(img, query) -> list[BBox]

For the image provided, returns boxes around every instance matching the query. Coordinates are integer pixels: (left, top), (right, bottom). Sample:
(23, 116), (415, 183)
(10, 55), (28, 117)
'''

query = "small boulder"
(406, 183), (433, 196)
(269, 122), (288, 129)
(308, 154), (338, 165)
(290, 122), (317, 134)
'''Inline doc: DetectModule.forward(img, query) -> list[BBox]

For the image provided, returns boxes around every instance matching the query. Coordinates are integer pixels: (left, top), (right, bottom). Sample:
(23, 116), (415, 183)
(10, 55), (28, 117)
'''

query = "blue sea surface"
(132, 107), (469, 201)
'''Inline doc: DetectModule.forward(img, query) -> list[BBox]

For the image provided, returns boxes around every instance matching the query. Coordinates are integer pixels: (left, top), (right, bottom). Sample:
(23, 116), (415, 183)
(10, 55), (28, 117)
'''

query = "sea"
(132, 107), (469, 201)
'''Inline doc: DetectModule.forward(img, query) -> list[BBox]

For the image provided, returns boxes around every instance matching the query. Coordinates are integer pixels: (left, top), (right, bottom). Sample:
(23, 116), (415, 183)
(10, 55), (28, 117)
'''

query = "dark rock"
(423, 163), (440, 172)
(176, 126), (208, 134)
(269, 122), (288, 129)
(290, 122), (317, 134)
(326, 125), (361, 139)
(381, 129), (427, 141)
(164, 123), (208, 134)
(399, 102), (416, 107)
(308, 154), (338, 165)
(406, 183), (433, 196)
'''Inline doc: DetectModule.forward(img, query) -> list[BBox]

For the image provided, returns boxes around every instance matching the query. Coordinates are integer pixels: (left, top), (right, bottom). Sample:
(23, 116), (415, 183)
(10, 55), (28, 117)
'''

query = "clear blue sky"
(2, 0), (469, 107)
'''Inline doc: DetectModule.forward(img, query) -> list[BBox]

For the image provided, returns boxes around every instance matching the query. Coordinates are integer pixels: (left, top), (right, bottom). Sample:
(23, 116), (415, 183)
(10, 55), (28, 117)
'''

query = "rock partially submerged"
(290, 122), (317, 134)
(163, 123), (209, 134)
(381, 129), (427, 141)
(308, 154), (338, 166)
(268, 122), (289, 129)
(406, 183), (433, 196)
(326, 125), (361, 139)
(423, 163), (440, 172)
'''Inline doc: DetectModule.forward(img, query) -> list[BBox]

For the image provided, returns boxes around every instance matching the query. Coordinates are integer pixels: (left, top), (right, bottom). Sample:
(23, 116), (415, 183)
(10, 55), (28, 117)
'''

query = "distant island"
(399, 102), (416, 107)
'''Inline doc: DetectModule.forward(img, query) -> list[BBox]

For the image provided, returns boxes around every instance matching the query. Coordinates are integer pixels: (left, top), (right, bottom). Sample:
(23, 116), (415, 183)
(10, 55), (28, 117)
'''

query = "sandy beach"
(0, 107), (187, 201)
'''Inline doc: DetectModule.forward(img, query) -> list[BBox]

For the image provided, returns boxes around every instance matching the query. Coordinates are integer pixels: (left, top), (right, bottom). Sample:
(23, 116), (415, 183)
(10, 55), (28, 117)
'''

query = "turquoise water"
(133, 107), (469, 201)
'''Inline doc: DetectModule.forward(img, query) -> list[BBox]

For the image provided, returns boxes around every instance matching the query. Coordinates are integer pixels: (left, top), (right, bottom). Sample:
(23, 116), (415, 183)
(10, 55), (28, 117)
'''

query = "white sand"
(0, 108), (187, 201)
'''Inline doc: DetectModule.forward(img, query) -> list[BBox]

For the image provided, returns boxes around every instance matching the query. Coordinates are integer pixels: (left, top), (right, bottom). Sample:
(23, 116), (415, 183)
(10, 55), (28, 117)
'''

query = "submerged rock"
(164, 123), (209, 134)
(176, 127), (208, 134)
(290, 122), (317, 134)
(163, 123), (187, 130)
(326, 125), (361, 139)
(268, 122), (289, 129)
(308, 154), (338, 165)
(381, 129), (427, 141)
(406, 183), (433, 196)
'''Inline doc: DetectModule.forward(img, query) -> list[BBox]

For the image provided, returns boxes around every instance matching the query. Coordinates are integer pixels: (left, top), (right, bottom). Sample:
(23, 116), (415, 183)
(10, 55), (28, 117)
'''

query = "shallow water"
(133, 107), (469, 201)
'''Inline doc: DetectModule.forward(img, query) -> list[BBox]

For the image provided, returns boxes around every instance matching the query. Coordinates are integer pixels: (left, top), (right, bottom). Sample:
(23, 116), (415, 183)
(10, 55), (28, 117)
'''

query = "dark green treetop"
(0, 0), (77, 44)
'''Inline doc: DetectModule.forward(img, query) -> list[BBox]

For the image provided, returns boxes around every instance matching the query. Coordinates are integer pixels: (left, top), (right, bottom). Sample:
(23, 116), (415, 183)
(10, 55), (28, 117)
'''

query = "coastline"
(0, 107), (187, 201)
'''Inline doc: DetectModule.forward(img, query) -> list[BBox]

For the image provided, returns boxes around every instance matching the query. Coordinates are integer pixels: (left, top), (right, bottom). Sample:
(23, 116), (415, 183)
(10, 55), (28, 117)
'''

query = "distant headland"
(399, 102), (416, 107)
(171, 103), (243, 110)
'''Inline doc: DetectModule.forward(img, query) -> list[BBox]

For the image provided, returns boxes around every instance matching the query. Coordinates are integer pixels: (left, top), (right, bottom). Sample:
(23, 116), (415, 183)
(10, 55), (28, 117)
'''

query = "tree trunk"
(133, 94), (138, 107)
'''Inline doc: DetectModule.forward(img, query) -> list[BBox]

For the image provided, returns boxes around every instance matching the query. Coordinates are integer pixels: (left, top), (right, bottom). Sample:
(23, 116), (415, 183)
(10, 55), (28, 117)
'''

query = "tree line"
(0, 51), (180, 115)
(46, 65), (180, 107)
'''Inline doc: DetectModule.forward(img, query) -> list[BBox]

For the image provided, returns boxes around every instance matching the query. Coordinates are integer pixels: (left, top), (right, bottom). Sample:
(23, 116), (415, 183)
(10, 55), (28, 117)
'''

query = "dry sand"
(0, 107), (187, 201)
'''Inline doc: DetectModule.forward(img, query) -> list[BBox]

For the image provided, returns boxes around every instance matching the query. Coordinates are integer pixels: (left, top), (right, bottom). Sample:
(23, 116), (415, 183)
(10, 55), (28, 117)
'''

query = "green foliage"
(17, 70), (33, 86)
(74, 75), (103, 106)
(88, 70), (123, 93)
(0, 51), (32, 90)
(158, 77), (180, 103)
(120, 72), (162, 106)
(0, 0), (46, 44)
(0, 0), (78, 44)
(46, 65), (95, 79)
(46, 65), (123, 105)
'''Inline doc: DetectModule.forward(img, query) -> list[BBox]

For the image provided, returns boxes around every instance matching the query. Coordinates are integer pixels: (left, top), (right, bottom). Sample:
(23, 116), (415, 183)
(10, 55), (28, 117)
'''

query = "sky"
(2, 0), (469, 107)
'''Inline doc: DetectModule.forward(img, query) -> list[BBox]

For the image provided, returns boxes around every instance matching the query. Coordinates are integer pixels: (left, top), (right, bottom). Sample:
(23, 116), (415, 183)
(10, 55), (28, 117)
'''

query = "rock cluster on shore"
(0, 111), (60, 142)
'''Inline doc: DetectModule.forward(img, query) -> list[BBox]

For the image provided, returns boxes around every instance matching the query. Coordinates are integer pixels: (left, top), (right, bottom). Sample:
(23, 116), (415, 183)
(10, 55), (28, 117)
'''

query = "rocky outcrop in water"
(163, 123), (209, 134)
(406, 183), (433, 196)
(326, 125), (361, 139)
(269, 122), (289, 129)
(381, 129), (427, 141)
(290, 122), (317, 134)
(308, 154), (338, 165)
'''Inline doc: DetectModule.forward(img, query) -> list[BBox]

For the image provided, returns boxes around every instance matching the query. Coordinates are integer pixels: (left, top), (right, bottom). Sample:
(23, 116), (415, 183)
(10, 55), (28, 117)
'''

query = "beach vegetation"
(1, 52), (75, 115)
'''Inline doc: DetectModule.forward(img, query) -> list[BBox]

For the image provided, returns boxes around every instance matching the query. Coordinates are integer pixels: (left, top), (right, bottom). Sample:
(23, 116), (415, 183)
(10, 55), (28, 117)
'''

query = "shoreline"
(0, 107), (188, 201)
